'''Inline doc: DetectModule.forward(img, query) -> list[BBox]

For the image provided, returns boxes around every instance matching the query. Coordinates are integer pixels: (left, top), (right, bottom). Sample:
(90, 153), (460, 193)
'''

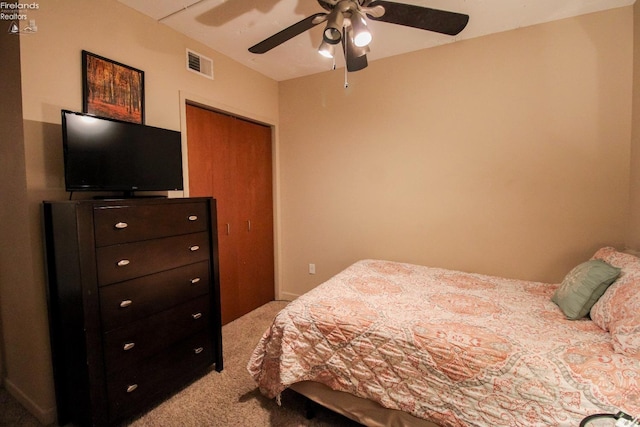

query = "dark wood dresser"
(42, 197), (223, 426)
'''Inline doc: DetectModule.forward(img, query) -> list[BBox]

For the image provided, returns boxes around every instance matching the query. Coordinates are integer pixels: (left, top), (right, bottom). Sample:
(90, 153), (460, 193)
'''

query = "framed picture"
(82, 50), (145, 124)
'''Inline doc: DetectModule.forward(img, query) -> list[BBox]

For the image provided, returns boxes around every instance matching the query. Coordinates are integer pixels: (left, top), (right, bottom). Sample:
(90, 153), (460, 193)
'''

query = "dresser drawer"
(106, 331), (214, 422)
(103, 295), (211, 373)
(94, 202), (208, 247)
(100, 261), (210, 331)
(96, 232), (210, 286)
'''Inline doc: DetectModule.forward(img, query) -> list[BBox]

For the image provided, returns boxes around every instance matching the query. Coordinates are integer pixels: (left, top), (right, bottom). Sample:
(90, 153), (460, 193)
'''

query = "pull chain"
(344, 64), (348, 88)
(343, 25), (349, 89)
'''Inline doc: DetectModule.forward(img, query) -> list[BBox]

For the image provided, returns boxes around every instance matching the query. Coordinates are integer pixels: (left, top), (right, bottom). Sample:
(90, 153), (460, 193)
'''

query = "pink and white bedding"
(248, 257), (640, 426)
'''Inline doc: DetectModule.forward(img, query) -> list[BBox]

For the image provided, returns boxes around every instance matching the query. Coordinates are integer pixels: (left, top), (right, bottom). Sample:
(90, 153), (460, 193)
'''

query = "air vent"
(186, 49), (213, 80)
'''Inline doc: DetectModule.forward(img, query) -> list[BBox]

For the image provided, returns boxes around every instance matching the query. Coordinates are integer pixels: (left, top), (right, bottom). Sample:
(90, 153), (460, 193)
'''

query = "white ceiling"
(117, 0), (635, 82)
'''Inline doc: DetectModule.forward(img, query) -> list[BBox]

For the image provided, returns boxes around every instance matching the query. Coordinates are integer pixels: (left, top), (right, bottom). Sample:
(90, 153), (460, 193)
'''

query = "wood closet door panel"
(186, 105), (240, 324)
(186, 104), (274, 325)
(186, 105), (217, 196)
(233, 119), (275, 319)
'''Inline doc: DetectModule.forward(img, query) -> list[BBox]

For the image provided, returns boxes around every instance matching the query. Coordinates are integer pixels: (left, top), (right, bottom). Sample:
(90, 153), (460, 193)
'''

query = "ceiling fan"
(248, 0), (469, 72)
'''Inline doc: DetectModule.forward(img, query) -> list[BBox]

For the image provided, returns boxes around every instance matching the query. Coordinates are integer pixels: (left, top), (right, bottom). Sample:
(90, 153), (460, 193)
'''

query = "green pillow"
(552, 259), (621, 320)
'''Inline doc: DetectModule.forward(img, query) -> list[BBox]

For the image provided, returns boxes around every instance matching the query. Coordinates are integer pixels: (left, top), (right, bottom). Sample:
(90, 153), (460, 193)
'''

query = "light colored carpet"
(0, 387), (44, 426)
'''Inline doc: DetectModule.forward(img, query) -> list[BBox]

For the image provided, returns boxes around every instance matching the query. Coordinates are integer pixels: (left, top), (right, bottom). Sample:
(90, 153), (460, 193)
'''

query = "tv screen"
(62, 110), (183, 195)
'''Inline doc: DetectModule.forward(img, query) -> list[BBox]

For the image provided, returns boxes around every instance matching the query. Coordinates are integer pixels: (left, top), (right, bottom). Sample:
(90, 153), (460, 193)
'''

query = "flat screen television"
(61, 110), (183, 197)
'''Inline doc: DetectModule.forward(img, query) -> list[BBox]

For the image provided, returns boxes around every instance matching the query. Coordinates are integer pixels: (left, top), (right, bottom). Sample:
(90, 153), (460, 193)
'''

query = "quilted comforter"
(247, 260), (640, 426)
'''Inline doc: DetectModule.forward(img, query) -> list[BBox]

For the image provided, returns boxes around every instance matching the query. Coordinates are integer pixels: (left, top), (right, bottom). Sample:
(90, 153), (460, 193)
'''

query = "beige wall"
(277, 7), (633, 298)
(629, 2), (640, 247)
(2, 0), (279, 423)
(0, 26), (28, 394)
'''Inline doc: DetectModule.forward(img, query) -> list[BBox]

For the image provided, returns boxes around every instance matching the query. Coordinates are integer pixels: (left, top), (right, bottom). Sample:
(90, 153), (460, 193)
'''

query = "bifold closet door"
(186, 104), (274, 325)
(232, 118), (275, 318)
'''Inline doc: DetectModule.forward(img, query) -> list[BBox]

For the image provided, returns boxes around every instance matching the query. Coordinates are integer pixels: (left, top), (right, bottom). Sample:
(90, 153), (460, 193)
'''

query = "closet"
(186, 104), (274, 325)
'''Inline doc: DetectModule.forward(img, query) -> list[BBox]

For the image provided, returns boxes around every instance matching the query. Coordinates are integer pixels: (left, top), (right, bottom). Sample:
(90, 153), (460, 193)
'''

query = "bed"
(247, 247), (640, 426)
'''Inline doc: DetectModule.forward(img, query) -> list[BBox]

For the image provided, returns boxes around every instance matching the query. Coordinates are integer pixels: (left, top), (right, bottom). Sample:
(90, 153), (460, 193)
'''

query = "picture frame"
(82, 50), (145, 124)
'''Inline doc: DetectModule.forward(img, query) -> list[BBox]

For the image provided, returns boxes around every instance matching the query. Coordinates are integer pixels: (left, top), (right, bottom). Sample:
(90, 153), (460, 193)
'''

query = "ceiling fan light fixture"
(346, 27), (369, 58)
(323, 27), (342, 44)
(323, 8), (344, 44)
(318, 40), (335, 58)
(350, 11), (371, 47)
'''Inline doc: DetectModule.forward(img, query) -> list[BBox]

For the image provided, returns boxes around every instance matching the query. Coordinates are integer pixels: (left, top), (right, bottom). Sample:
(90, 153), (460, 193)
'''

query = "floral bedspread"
(247, 260), (640, 426)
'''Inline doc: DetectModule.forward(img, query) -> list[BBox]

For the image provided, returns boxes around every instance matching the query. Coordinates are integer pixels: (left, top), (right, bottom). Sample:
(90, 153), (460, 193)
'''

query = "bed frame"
(291, 381), (440, 427)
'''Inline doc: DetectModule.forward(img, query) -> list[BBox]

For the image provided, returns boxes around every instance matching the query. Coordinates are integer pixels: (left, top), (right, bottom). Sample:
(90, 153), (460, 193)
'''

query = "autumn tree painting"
(82, 51), (144, 124)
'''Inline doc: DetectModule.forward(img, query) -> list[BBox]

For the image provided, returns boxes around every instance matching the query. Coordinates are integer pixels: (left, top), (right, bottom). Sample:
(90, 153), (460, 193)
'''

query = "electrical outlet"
(309, 264), (316, 275)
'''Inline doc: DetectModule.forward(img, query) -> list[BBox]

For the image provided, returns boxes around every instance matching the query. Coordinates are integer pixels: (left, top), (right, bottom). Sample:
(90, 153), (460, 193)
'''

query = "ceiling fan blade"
(343, 32), (368, 72)
(367, 1), (469, 36)
(249, 13), (327, 54)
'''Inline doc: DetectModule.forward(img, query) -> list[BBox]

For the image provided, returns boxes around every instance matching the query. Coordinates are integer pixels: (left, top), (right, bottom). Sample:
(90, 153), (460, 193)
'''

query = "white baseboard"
(277, 291), (300, 301)
(3, 377), (56, 425)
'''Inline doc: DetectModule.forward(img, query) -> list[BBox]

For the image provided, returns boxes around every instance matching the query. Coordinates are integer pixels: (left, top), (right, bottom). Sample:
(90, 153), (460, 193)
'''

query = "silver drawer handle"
(123, 342), (135, 351)
(192, 312), (202, 320)
(117, 259), (130, 267)
(194, 347), (204, 354)
(126, 384), (138, 393)
(190, 277), (201, 284)
(120, 300), (132, 308)
(189, 245), (200, 252)
(114, 222), (128, 229)
(188, 215), (198, 221)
